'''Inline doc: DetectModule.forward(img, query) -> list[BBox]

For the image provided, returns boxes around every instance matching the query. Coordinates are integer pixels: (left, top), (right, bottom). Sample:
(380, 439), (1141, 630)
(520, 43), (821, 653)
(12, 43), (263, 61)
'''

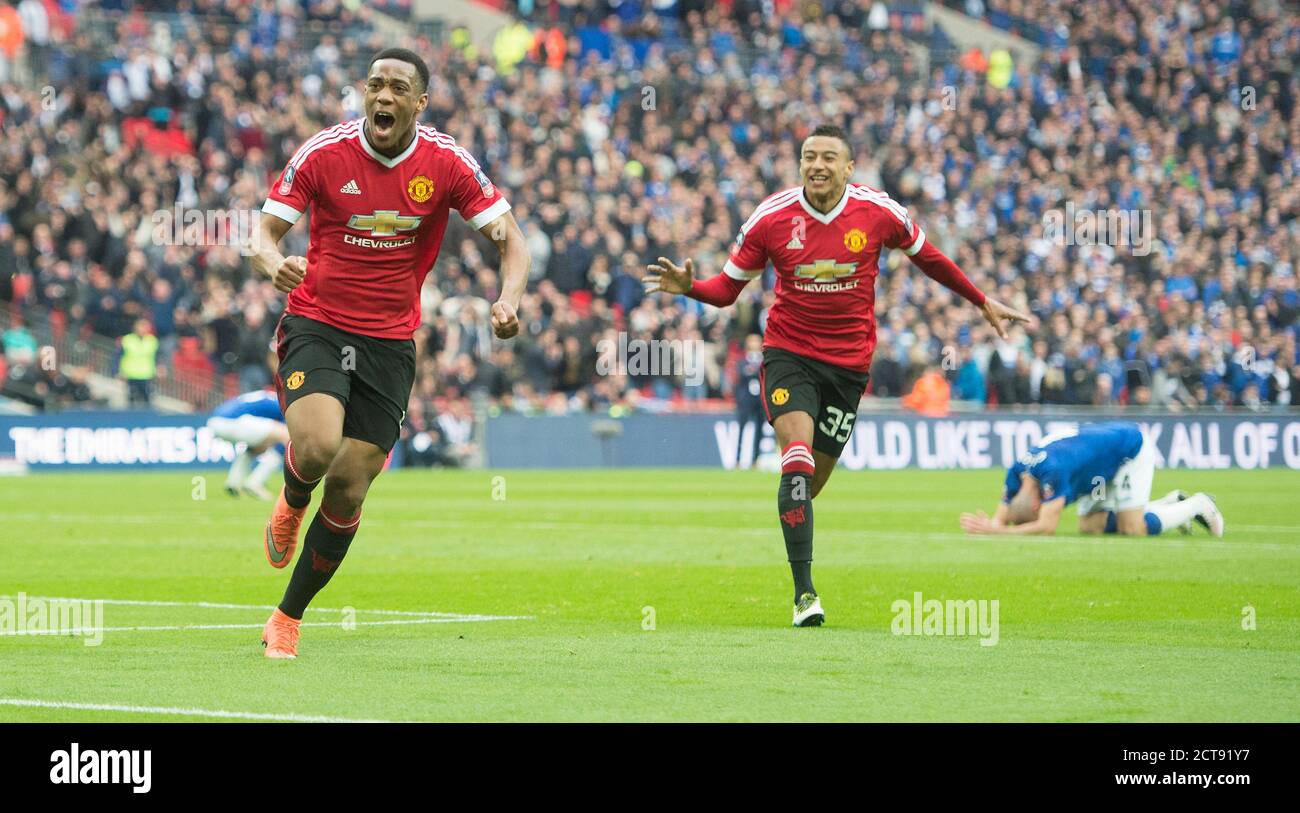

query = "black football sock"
(778, 442), (816, 603)
(278, 507), (360, 619)
(282, 441), (323, 509)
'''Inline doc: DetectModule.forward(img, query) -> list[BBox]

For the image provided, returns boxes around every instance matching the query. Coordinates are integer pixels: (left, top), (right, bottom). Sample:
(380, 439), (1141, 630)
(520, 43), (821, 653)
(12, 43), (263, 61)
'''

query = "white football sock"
(1146, 494), (1207, 532)
(227, 450), (253, 489)
(247, 450), (281, 491)
(1151, 490), (1185, 506)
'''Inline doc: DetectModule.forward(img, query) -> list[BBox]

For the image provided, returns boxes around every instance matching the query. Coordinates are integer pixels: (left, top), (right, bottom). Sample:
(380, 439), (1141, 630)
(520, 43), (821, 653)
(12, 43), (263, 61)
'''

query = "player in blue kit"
(206, 390), (290, 500)
(960, 421), (1225, 537)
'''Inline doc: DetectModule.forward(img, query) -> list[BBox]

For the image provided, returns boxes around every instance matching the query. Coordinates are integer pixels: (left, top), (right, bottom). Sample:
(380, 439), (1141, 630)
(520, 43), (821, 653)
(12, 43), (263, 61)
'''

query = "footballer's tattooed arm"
(478, 210), (530, 339)
(247, 212), (307, 294)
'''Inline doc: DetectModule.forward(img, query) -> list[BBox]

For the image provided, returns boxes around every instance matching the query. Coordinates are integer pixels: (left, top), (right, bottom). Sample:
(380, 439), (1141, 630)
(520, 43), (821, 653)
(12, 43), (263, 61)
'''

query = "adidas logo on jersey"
(340, 179), (362, 195)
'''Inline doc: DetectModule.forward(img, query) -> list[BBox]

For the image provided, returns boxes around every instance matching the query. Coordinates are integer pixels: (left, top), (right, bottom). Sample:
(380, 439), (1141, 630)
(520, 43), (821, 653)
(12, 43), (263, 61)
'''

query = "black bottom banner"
(0, 722), (1290, 798)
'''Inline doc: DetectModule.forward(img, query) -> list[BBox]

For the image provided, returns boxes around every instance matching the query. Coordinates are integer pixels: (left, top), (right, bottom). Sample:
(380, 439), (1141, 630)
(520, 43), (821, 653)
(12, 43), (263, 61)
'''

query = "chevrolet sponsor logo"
(346, 210), (422, 236)
(344, 234), (416, 249)
(793, 259), (857, 283)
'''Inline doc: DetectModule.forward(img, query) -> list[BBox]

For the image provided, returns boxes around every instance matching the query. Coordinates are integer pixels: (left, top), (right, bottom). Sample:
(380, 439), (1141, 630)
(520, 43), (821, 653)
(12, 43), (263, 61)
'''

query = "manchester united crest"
(843, 228), (868, 252)
(286, 371), (305, 390)
(406, 175), (435, 203)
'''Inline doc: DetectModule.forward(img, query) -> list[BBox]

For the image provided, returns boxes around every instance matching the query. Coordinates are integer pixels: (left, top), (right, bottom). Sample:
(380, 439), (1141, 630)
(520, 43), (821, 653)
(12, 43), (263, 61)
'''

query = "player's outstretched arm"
(478, 211), (530, 339)
(644, 257), (749, 307)
(961, 497), (1065, 535)
(247, 213), (307, 294)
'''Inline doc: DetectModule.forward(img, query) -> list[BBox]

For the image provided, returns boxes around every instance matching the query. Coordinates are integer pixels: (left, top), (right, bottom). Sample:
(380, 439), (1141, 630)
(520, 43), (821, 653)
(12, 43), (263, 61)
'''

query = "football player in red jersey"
(646, 124), (1028, 627)
(245, 48), (529, 658)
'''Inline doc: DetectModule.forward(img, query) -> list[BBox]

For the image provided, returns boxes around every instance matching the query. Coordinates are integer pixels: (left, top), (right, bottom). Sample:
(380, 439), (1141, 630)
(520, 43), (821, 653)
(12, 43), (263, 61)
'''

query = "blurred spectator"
(171, 335), (215, 406)
(902, 365), (952, 417)
(3, 314), (37, 362)
(399, 398), (454, 468)
(437, 398), (478, 466)
(734, 333), (765, 466)
(951, 344), (986, 403)
(0, 2), (22, 84)
(119, 317), (158, 406)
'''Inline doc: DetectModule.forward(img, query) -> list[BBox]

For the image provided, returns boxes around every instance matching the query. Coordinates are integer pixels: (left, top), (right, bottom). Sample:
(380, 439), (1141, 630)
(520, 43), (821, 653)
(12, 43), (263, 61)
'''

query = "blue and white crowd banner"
(484, 412), (1300, 471)
(2, 410), (1298, 470)
(0, 411), (237, 469)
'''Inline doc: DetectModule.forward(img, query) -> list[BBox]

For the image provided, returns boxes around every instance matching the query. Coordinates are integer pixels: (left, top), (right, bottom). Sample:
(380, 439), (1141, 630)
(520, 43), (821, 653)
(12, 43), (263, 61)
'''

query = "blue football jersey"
(211, 390), (284, 422)
(1003, 422), (1144, 506)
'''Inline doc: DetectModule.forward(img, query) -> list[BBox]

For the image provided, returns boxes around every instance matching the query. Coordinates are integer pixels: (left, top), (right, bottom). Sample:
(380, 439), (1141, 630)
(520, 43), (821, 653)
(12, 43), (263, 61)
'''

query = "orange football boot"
(264, 487), (308, 568)
(261, 608), (301, 659)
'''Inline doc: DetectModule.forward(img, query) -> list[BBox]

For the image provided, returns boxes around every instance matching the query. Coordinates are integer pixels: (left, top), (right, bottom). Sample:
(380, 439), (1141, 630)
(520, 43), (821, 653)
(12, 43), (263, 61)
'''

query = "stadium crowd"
(0, 0), (1296, 437)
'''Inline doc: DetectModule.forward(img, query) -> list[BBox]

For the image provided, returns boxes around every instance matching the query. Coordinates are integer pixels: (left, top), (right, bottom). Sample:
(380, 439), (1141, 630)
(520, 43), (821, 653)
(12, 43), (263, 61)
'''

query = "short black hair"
(805, 124), (852, 152)
(369, 47), (429, 92)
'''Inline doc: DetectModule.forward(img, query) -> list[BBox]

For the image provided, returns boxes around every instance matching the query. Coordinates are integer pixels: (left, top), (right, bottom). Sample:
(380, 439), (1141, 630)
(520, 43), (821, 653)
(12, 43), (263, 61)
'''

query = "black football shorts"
(760, 346), (869, 458)
(274, 313), (416, 452)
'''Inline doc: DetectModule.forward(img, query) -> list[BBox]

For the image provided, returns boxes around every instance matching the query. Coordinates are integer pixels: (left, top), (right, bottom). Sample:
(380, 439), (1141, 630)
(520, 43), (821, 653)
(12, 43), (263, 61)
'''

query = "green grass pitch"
(1, 467), (1297, 722)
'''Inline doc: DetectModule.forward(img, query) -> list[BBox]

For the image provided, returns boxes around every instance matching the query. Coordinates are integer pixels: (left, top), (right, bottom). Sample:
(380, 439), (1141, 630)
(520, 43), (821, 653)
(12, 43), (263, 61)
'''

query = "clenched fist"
(271, 256), (307, 293)
(491, 300), (519, 339)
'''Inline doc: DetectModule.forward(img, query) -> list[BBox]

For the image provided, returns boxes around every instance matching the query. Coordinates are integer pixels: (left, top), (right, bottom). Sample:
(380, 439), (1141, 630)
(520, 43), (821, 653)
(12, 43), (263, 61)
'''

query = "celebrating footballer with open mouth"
(245, 48), (530, 659)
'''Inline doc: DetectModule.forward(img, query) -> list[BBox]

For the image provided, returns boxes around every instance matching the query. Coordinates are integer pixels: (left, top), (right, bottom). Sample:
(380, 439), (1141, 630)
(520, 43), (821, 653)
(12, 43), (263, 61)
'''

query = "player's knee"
(292, 434), (341, 474)
(321, 474), (371, 517)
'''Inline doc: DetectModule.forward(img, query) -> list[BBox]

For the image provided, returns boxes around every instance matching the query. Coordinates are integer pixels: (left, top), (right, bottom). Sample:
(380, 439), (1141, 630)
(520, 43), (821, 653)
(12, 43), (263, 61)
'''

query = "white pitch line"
(0, 595), (529, 621)
(0, 698), (392, 723)
(0, 616), (533, 636)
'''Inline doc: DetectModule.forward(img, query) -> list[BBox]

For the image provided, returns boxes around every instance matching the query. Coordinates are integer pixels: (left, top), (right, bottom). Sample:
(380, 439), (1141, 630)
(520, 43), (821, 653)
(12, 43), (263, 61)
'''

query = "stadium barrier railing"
(0, 304), (224, 413)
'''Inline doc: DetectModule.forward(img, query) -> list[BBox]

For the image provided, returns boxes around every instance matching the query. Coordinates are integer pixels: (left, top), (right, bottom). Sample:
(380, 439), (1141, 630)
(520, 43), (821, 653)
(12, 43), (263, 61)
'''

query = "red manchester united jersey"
(727, 184), (925, 373)
(262, 120), (510, 339)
